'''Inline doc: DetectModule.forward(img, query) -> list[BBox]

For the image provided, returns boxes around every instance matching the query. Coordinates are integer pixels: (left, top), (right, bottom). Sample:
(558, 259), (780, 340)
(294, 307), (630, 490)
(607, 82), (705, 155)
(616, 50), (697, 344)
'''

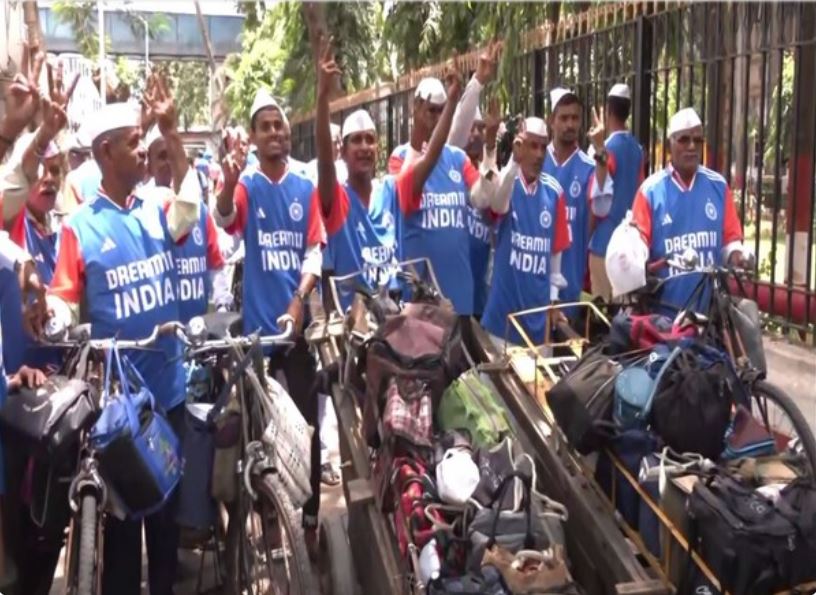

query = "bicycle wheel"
(750, 380), (816, 476)
(229, 472), (318, 595)
(76, 492), (99, 595)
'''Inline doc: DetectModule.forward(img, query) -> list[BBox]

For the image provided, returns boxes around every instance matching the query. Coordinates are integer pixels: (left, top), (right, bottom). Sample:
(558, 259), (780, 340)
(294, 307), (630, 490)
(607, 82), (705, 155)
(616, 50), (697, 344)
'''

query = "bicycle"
(181, 311), (318, 595)
(42, 321), (185, 595)
(625, 248), (816, 475)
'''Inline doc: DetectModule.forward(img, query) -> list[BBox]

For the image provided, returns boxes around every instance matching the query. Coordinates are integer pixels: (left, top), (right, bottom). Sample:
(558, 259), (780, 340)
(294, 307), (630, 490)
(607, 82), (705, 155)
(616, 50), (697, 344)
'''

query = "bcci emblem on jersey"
(449, 169), (462, 184)
(540, 209), (552, 229)
(569, 180), (582, 198)
(289, 201), (304, 222)
(192, 226), (203, 246)
(705, 200), (718, 221)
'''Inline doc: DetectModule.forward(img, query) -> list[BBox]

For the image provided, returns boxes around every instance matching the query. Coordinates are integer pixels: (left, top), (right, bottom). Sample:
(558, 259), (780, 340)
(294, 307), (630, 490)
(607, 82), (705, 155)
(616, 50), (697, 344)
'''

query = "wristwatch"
(593, 149), (608, 166)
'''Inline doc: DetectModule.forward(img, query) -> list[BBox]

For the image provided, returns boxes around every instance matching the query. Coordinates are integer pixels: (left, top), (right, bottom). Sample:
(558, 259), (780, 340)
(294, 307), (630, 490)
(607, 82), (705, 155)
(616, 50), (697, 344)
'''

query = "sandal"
(320, 462), (341, 486)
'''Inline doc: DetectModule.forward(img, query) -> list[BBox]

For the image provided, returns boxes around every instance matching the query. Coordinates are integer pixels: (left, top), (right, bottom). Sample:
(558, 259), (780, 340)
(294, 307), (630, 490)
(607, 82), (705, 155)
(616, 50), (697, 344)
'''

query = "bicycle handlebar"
(185, 317), (295, 355)
(44, 321), (186, 351)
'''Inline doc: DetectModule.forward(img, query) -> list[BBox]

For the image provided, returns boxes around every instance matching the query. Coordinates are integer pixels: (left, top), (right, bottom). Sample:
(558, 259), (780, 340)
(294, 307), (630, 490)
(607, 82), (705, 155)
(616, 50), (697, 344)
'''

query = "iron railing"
(290, 2), (816, 342)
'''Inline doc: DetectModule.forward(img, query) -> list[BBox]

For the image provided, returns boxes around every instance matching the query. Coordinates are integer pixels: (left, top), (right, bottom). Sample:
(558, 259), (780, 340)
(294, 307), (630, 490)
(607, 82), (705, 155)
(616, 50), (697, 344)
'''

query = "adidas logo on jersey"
(257, 207), (266, 219)
(662, 213), (673, 226)
(101, 237), (117, 253)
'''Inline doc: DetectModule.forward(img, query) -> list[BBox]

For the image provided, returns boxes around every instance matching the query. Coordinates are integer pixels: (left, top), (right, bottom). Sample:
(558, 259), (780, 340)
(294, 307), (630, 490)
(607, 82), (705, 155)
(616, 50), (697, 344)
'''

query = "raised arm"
(408, 72), (463, 199)
(315, 37), (342, 218)
(447, 43), (499, 149)
(469, 97), (502, 210)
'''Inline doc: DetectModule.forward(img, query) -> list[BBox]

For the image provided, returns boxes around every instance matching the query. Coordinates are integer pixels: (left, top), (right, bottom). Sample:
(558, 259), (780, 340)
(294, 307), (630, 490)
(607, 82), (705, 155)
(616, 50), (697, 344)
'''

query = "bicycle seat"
(199, 312), (243, 339)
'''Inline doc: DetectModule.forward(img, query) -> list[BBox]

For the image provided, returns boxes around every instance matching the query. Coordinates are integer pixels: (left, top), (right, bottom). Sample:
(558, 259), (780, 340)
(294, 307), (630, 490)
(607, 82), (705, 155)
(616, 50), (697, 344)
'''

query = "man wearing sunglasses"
(631, 107), (746, 312)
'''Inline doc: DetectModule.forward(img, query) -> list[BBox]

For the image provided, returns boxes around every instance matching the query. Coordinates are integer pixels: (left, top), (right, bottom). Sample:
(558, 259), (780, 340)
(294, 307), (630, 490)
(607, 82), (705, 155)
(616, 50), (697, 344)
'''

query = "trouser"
(101, 403), (185, 595)
(589, 252), (613, 302)
(268, 337), (320, 528)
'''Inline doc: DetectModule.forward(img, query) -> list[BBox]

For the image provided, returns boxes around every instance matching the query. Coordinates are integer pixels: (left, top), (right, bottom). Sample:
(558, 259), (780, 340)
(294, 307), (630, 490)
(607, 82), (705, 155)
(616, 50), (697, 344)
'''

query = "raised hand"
(444, 67), (463, 104)
(38, 96), (68, 140)
(143, 73), (177, 135)
(485, 96), (501, 149)
(2, 46), (46, 137)
(475, 41), (502, 86)
(221, 151), (242, 190)
(588, 106), (606, 151)
(317, 35), (342, 100)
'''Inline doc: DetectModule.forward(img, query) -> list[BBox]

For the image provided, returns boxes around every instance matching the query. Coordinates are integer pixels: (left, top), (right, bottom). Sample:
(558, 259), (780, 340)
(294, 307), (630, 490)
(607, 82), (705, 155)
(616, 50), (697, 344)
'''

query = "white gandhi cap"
(341, 109), (376, 140)
(87, 102), (141, 144)
(521, 117), (548, 139)
(668, 107), (702, 136)
(608, 83), (631, 100)
(330, 123), (341, 143)
(550, 87), (577, 112)
(250, 88), (289, 128)
(415, 78), (447, 105)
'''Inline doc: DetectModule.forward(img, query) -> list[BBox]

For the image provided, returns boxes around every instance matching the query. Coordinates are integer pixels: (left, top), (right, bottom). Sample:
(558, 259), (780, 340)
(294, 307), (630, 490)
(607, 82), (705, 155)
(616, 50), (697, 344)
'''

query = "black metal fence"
(291, 2), (816, 341)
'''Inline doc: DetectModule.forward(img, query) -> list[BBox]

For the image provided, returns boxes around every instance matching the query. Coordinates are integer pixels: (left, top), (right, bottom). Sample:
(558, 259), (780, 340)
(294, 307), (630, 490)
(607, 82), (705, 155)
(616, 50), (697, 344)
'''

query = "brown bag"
(361, 304), (464, 447)
(482, 544), (575, 594)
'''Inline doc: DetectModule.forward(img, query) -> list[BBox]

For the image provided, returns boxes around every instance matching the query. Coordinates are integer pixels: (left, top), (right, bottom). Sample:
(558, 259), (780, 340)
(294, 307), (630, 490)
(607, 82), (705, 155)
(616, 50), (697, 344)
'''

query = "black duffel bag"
(547, 343), (624, 454)
(684, 475), (816, 595)
(0, 374), (97, 461)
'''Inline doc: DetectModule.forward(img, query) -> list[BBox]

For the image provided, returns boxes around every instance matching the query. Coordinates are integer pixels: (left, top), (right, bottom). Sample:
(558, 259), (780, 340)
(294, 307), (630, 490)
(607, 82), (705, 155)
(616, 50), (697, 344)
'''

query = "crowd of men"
(0, 40), (749, 593)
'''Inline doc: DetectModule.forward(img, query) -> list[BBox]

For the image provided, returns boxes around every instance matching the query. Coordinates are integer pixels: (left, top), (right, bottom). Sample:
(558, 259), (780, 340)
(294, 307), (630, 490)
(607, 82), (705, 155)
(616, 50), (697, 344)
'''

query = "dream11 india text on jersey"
(481, 173), (571, 345)
(50, 191), (188, 411)
(467, 205), (493, 316)
(173, 204), (224, 323)
(222, 164), (325, 337)
(589, 130), (644, 257)
(543, 144), (595, 306)
(390, 143), (480, 315)
(631, 164), (743, 312)
(322, 177), (397, 313)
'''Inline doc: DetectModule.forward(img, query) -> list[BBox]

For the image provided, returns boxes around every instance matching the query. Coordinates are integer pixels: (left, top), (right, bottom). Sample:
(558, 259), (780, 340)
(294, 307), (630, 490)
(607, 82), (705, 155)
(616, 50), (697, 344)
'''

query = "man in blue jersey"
(480, 117), (571, 347)
(631, 107), (747, 313)
(49, 74), (201, 595)
(315, 41), (397, 313)
(145, 126), (226, 322)
(543, 88), (596, 311)
(587, 84), (645, 301)
(215, 88), (325, 556)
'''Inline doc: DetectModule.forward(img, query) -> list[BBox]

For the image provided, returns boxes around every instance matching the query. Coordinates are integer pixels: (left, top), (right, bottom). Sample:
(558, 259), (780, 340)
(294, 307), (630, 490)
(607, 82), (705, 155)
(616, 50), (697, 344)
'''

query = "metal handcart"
(305, 261), (672, 595)
(473, 301), (816, 595)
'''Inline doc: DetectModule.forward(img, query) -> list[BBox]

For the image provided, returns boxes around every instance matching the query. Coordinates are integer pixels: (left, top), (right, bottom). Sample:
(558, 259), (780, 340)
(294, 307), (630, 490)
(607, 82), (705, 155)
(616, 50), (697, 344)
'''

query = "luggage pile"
(352, 285), (580, 594)
(548, 311), (816, 594)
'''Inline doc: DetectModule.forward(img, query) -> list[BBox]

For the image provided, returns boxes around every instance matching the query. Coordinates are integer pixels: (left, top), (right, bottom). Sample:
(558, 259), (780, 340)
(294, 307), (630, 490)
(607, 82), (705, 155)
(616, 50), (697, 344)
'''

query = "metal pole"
(144, 17), (150, 76)
(98, 0), (105, 105)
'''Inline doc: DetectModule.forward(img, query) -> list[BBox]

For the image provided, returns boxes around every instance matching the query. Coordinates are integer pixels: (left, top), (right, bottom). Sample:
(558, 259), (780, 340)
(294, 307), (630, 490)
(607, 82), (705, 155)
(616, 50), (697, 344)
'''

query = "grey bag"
(731, 298), (766, 375)
(467, 471), (566, 572)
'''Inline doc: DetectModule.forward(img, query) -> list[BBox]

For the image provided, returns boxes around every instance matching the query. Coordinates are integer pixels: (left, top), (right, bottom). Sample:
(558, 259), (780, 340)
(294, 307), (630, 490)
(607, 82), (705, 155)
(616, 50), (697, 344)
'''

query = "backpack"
(649, 342), (736, 460)
(437, 370), (511, 449)
(608, 312), (697, 353)
(685, 475), (816, 595)
(547, 343), (623, 454)
(361, 302), (465, 447)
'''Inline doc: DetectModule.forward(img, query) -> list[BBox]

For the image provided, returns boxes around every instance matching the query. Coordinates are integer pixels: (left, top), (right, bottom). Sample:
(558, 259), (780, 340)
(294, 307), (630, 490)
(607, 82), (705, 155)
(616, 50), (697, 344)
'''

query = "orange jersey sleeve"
(49, 224), (84, 303)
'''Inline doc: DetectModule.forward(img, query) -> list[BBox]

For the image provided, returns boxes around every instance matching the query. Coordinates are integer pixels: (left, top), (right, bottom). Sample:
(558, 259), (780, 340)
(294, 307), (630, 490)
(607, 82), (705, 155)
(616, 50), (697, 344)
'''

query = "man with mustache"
(543, 88), (596, 312)
(630, 107), (747, 312)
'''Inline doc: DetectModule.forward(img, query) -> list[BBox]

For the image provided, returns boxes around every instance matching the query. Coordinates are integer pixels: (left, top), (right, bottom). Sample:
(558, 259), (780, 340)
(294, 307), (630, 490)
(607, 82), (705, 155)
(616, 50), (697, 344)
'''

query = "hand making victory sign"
(143, 71), (188, 192)
(0, 44), (45, 160)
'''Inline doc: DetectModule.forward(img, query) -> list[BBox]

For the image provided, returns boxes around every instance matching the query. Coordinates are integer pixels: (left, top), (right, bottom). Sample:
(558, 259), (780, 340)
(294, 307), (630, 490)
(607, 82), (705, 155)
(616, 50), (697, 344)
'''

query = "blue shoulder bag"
(89, 343), (182, 518)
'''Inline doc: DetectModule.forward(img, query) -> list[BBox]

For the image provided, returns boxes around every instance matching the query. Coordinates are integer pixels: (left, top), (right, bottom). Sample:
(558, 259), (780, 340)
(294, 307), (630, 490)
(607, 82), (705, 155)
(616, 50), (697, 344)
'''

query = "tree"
(225, 1), (384, 120)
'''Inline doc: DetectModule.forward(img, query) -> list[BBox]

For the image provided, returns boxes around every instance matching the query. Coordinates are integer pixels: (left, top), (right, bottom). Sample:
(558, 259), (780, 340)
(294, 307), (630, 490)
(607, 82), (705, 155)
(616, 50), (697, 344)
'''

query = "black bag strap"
(485, 470), (534, 550)
(205, 342), (260, 427)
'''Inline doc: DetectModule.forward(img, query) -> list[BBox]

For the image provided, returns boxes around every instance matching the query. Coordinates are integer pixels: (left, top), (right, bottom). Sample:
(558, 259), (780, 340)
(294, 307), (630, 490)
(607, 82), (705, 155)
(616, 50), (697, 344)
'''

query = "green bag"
(438, 370), (511, 448)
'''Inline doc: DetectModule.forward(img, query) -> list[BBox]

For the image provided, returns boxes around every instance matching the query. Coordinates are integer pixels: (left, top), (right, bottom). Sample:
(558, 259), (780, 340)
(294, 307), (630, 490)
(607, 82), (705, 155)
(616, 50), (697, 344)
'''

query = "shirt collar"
(667, 163), (698, 192)
(518, 173), (538, 196)
(25, 207), (59, 236)
(547, 143), (580, 168)
(256, 162), (290, 186)
(96, 186), (140, 210)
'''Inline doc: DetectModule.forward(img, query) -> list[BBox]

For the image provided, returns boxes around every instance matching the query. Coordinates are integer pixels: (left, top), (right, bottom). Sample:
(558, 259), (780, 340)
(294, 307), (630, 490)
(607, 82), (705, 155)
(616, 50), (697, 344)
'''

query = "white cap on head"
(144, 125), (163, 150)
(250, 88), (289, 127)
(668, 107), (702, 137)
(415, 78), (447, 106)
(87, 102), (141, 144)
(550, 87), (577, 112)
(329, 123), (341, 143)
(608, 83), (631, 100)
(521, 117), (548, 139)
(69, 128), (91, 151)
(341, 109), (376, 140)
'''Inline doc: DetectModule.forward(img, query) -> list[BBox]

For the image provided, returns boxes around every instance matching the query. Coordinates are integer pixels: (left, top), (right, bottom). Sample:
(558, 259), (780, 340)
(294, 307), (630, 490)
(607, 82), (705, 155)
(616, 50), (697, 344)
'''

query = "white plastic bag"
(605, 210), (649, 297)
(436, 447), (480, 506)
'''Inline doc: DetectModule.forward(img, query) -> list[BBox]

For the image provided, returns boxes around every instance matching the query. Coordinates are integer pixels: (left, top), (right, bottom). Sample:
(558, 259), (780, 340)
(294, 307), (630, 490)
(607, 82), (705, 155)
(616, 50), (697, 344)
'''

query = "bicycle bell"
(680, 247), (699, 270)
(186, 316), (208, 346)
